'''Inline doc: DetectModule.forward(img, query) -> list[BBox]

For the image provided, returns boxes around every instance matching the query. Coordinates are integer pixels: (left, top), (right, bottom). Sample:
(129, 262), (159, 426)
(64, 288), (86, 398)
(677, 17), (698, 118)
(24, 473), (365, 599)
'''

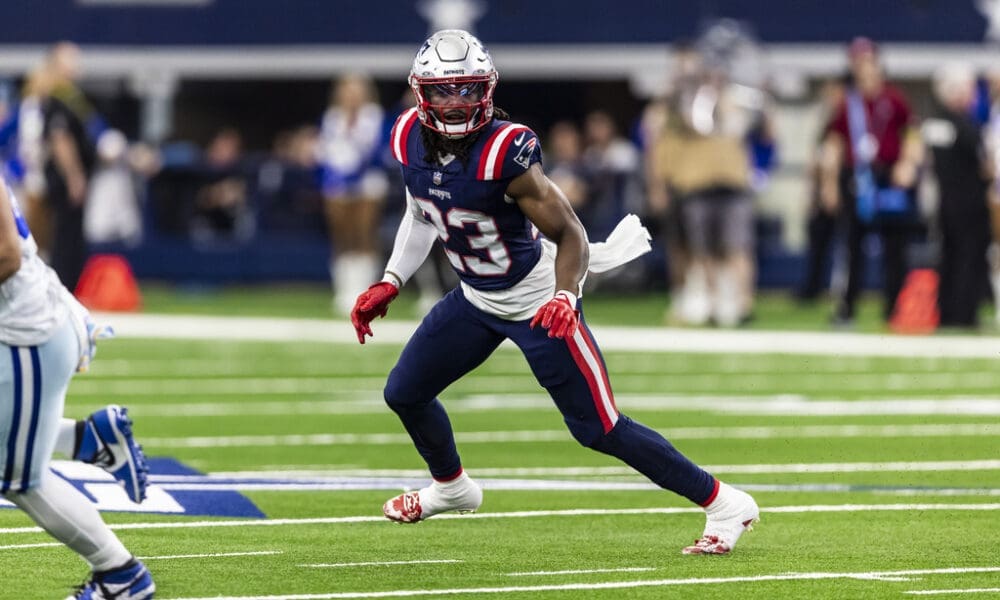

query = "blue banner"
(0, 0), (994, 45)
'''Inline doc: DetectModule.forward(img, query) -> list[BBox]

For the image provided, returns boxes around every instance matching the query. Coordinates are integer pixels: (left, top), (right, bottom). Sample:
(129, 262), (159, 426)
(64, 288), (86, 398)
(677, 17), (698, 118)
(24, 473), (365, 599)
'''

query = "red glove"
(530, 290), (579, 339)
(351, 282), (399, 344)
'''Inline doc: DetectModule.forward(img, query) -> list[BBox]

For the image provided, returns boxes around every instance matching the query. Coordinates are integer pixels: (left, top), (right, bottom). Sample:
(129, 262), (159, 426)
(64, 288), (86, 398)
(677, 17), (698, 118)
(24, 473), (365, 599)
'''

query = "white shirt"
(463, 214), (652, 321)
(317, 104), (385, 176)
(462, 239), (558, 321)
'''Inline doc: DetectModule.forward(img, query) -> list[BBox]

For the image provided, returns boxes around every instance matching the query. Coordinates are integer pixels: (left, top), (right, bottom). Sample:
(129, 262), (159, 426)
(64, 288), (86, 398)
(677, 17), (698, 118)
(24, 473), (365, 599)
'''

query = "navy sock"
(590, 415), (716, 505)
(388, 398), (462, 480)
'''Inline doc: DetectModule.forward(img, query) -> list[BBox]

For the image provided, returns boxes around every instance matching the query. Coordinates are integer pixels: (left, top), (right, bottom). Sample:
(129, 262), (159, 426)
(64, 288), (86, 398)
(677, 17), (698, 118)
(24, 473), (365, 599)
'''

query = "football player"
(0, 178), (154, 598)
(352, 30), (759, 555)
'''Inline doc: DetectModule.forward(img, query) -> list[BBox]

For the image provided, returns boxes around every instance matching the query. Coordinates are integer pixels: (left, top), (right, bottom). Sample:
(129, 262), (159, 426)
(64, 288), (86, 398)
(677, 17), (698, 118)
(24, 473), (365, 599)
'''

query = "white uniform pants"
(0, 318), (77, 492)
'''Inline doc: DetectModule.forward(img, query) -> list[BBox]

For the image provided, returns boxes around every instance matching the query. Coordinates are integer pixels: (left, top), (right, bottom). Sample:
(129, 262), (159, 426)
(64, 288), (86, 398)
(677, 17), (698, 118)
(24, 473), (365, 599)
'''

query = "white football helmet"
(409, 29), (498, 137)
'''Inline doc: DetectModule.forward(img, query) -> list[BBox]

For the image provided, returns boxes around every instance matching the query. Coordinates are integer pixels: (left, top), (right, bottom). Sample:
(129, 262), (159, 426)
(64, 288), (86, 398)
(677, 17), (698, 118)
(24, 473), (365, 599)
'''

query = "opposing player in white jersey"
(0, 178), (154, 598)
(352, 30), (759, 555)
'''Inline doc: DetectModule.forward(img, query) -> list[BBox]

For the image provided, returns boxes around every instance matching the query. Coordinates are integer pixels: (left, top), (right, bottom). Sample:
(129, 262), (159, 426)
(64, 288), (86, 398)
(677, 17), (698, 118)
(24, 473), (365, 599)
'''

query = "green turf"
(0, 290), (997, 598)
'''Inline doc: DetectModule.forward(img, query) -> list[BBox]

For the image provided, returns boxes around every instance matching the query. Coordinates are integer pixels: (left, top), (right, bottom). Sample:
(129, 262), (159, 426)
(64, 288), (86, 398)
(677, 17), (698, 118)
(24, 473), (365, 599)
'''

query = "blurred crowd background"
(2, 0), (999, 330)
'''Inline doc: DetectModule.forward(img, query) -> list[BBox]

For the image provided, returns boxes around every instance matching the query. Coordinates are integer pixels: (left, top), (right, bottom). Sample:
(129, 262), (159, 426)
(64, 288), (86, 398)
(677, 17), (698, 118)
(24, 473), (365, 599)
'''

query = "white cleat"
(383, 472), (483, 523)
(683, 482), (760, 555)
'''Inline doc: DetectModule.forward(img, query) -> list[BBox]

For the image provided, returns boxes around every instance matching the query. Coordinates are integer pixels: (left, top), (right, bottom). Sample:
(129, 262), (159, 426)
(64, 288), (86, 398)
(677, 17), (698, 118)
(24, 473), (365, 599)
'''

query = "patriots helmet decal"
(409, 29), (498, 138)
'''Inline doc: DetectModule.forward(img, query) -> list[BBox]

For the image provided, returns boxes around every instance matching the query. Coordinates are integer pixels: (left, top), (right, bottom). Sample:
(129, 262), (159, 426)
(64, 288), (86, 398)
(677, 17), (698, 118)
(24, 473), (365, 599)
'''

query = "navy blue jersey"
(390, 108), (544, 291)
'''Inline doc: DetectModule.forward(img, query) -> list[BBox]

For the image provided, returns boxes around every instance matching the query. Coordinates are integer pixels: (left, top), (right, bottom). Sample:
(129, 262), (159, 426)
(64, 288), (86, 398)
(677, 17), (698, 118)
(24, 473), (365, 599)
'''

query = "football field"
(2, 307), (998, 599)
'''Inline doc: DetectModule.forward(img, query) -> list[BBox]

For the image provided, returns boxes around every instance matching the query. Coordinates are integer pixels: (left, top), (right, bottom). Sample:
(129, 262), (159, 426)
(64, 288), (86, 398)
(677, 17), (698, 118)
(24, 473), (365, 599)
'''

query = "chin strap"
(430, 111), (483, 138)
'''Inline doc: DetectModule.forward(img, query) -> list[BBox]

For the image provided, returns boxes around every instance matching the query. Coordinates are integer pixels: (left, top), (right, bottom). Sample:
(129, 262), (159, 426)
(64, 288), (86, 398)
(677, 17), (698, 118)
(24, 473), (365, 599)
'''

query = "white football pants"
(0, 318), (131, 571)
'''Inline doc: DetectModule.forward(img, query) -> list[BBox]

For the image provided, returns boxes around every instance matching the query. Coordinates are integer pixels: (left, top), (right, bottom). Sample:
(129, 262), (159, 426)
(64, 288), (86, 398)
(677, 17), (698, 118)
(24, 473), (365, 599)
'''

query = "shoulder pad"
(476, 122), (541, 181)
(389, 107), (420, 165)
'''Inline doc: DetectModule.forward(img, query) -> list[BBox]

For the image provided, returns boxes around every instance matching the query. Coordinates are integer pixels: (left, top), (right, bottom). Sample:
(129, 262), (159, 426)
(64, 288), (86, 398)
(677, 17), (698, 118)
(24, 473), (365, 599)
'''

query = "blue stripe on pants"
(19, 347), (42, 492)
(2, 347), (22, 493)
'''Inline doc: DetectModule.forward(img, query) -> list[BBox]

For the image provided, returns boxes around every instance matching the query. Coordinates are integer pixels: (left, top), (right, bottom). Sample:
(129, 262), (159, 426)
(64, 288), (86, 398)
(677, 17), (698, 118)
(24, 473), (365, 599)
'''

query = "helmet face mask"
(409, 30), (498, 138)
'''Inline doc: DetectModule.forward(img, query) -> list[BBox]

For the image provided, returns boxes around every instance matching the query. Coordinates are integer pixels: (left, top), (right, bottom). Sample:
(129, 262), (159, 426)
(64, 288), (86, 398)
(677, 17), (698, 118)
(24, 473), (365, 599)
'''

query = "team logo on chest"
(429, 187), (451, 200)
(433, 171), (443, 185)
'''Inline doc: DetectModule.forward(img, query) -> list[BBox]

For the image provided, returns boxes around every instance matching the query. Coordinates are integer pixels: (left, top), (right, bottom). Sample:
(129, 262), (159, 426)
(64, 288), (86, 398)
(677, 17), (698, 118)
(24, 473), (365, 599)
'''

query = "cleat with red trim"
(683, 482), (759, 555)
(383, 472), (482, 523)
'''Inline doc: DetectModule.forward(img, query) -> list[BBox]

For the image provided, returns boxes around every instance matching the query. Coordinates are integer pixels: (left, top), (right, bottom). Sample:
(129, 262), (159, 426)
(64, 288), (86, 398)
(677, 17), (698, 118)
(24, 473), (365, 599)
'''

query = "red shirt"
(828, 84), (912, 169)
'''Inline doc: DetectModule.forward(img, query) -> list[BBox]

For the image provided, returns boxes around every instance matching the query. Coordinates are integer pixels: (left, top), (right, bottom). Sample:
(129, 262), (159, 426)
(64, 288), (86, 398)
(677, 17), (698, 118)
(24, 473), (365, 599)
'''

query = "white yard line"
(65, 373), (1000, 396)
(99, 312), (1000, 358)
(142, 481), (1000, 495)
(92, 399), (389, 417)
(505, 567), (657, 576)
(300, 560), (462, 568)
(1, 504), (997, 535)
(700, 459), (1000, 475)
(885, 488), (1000, 497)
(138, 551), (282, 560)
(0, 542), (61, 550)
(90, 396), (1000, 418)
(0, 545), (283, 558)
(141, 424), (998, 448)
(68, 377), (384, 396)
(905, 589), (1000, 595)
(203, 460), (1000, 480)
(160, 567), (1000, 600)
(83, 352), (1000, 377)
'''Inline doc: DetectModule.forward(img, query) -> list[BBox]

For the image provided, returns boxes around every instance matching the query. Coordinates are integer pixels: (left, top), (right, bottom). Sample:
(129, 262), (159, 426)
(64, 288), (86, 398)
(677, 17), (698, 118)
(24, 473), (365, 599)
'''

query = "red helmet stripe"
(391, 107), (420, 165)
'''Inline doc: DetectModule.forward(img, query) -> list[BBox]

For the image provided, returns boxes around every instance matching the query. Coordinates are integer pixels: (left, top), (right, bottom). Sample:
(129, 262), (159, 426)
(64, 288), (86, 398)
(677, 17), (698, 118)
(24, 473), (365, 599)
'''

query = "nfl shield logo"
(433, 171), (443, 185)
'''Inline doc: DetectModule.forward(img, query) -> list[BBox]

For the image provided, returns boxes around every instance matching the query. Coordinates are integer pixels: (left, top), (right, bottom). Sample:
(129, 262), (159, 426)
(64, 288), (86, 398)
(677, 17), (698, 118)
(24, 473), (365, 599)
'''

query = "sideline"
(137, 424), (999, 449)
(2, 503), (998, 535)
(96, 312), (1000, 358)
(162, 566), (1000, 599)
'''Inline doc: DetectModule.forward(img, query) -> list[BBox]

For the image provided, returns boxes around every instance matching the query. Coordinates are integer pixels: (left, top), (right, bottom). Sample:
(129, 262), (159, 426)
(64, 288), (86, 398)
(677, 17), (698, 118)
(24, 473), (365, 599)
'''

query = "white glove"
(587, 214), (652, 274)
(540, 214), (653, 274)
(77, 316), (115, 373)
(61, 288), (115, 373)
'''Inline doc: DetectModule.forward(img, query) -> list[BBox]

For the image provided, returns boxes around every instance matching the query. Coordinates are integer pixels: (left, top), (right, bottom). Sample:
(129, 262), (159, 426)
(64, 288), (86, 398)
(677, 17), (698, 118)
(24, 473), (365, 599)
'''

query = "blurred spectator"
(84, 129), (143, 246)
(0, 81), (19, 184)
(256, 125), (324, 235)
(922, 63), (994, 327)
(820, 38), (923, 326)
(317, 73), (389, 315)
(581, 110), (641, 240)
(279, 126), (320, 169)
(648, 53), (763, 327)
(580, 110), (644, 291)
(42, 41), (99, 291)
(15, 67), (54, 260)
(988, 72), (1000, 326)
(796, 75), (849, 302)
(544, 120), (589, 212)
(642, 42), (702, 314)
(190, 127), (254, 243)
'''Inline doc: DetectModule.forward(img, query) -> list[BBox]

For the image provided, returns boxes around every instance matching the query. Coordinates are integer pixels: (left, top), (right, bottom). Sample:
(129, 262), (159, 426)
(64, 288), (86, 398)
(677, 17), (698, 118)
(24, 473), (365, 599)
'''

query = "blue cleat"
(68, 559), (155, 599)
(76, 406), (149, 504)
